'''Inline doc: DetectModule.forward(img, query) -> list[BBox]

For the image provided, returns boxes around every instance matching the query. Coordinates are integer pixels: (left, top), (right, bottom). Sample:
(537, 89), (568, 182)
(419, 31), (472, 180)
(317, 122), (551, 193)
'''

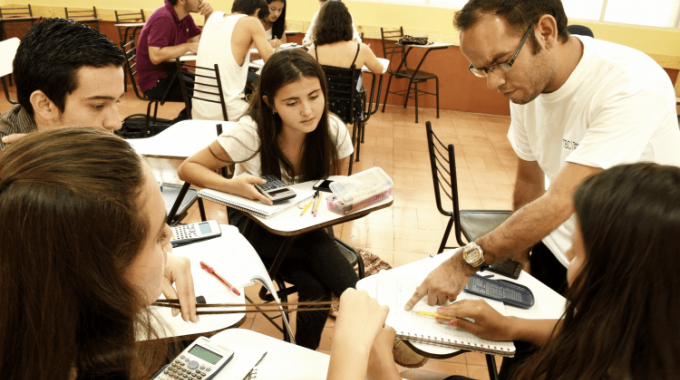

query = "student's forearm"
(178, 162), (232, 192)
(327, 339), (371, 380)
(149, 43), (194, 65)
(508, 318), (560, 346)
(366, 350), (402, 380)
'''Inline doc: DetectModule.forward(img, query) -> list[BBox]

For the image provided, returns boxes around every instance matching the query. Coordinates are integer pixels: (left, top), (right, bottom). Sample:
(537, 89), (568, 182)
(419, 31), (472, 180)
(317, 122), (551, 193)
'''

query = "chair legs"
(381, 73), (395, 113)
(414, 82), (419, 124)
(486, 354), (499, 380)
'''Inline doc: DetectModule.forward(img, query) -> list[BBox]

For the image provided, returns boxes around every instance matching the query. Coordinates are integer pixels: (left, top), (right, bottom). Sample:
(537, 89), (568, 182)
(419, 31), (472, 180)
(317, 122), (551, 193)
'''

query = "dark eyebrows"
(281, 89), (321, 102)
(485, 51), (512, 67)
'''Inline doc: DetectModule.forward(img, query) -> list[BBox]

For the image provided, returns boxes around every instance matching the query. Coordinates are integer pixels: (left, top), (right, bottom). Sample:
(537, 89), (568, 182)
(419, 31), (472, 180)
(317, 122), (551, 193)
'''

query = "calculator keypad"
(171, 225), (199, 242)
(158, 359), (207, 380)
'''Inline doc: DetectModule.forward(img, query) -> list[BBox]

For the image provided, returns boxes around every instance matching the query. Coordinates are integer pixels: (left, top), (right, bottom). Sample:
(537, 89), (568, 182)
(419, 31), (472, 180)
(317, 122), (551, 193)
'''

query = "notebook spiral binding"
(249, 366), (260, 379)
(398, 331), (514, 356)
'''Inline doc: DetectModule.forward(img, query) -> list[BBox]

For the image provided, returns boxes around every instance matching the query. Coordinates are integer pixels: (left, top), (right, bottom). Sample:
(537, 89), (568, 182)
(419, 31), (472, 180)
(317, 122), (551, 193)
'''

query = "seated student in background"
(262, 0), (287, 48)
(353, 163), (680, 380)
(0, 128), (197, 379)
(308, 0), (383, 125)
(193, 0), (275, 121)
(302, 0), (361, 47)
(0, 18), (125, 150)
(178, 49), (356, 350)
(137, 0), (213, 122)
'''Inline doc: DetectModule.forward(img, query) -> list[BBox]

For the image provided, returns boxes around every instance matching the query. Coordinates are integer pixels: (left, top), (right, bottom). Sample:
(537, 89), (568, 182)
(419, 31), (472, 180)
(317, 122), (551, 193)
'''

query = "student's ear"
(254, 8), (261, 17)
(263, 95), (277, 113)
(536, 14), (558, 50)
(30, 90), (61, 125)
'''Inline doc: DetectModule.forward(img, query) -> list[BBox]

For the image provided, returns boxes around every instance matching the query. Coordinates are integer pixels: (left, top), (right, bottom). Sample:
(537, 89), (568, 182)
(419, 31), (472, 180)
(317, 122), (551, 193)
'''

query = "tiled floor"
(1, 85), (513, 379)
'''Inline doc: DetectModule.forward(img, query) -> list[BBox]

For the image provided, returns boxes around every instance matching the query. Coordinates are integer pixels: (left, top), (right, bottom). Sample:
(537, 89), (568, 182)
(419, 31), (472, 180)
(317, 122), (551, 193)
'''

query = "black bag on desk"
(398, 35), (429, 45)
(116, 114), (172, 139)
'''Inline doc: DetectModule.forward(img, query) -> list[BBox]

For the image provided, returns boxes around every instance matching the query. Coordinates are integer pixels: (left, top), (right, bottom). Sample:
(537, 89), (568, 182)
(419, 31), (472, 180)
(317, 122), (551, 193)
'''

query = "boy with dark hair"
(0, 18), (126, 150)
(136, 0), (213, 121)
(192, 0), (275, 121)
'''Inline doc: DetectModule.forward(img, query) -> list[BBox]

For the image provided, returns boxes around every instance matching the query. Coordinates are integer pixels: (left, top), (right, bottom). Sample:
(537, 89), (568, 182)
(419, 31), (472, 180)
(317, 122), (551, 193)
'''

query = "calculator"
(254, 175), (297, 203)
(463, 274), (535, 309)
(170, 220), (222, 247)
(152, 336), (234, 380)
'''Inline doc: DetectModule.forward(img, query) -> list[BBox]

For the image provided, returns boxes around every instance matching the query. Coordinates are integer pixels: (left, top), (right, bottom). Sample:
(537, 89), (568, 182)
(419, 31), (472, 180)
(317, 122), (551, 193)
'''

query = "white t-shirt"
(265, 27), (272, 40)
(217, 114), (354, 184)
(193, 12), (250, 122)
(507, 35), (680, 267)
(302, 10), (362, 46)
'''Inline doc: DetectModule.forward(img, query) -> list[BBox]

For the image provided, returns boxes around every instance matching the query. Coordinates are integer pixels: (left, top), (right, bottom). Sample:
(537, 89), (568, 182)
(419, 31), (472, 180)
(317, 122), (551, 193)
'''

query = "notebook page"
(199, 187), (313, 217)
(377, 270), (515, 353)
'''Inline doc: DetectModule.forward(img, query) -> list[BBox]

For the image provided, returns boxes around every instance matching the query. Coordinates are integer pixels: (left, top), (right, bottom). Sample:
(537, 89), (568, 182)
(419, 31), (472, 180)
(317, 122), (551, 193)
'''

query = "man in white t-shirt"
(401, 0), (680, 374)
(193, 0), (274, 121)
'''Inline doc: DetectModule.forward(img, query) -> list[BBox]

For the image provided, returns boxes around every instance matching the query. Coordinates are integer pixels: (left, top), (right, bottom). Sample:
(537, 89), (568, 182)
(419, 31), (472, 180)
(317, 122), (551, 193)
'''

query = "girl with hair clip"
(358, 163), (680, 380)
(262, 0), (287, 48)
(0, 128), (197, 380)
(178, 48), (358, 350)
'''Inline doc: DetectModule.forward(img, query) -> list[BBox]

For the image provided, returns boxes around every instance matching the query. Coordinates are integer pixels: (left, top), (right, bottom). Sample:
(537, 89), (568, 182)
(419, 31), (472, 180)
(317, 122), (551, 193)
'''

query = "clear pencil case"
(327, 168), (393, 215)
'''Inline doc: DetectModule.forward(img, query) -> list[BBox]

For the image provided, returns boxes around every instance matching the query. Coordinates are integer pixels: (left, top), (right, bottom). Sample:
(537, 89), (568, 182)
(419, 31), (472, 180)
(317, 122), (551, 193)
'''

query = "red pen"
(200, 261), (241, 296)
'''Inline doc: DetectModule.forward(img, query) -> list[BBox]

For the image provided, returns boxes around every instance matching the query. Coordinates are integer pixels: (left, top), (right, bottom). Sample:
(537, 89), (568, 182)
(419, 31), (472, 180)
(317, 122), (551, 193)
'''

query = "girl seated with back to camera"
(355, 163), (680, 380)
(178, 49), (358, 351)
(308, 0), (383, 126)
(0, 128), (198, 379)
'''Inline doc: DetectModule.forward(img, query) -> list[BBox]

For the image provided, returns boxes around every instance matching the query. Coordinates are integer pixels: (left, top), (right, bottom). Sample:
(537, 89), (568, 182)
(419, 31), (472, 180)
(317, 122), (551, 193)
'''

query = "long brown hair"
(515, 163), (680, 380)
(313, 1), (353, 46)
(0, 128), (170, 379)
(245, 49), (341, 181)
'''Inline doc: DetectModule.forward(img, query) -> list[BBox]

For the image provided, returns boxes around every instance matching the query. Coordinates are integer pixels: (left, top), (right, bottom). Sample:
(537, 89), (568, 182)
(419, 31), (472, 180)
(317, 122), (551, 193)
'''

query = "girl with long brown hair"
(0, 128), (197, 379)
(360, 163), (680, 380)
(178, 48), (357, 350)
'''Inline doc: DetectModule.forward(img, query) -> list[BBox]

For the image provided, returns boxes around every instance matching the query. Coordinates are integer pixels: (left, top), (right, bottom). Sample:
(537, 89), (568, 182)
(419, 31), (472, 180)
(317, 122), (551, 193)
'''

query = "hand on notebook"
(230, 175), (273, 205)
(162, 251), (198, 323)
(404, 253), (475, 310)
(436, 299), (514, 341)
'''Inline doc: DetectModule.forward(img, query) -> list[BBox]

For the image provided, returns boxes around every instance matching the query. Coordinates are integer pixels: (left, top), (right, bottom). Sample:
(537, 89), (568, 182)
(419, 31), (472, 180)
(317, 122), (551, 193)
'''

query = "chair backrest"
(320, 64), (359, 124)
(175, 59), (229, 121)
(0, 37), (20, 104)
(426, 121), (464, 239)
(114, 9), (146, 44)
(0, 4), (32, 18)
(65, 6), (97, 20)
(120, 39), (147, 101)
(380, 27), (407, 70)
(567, 24), (594, 38)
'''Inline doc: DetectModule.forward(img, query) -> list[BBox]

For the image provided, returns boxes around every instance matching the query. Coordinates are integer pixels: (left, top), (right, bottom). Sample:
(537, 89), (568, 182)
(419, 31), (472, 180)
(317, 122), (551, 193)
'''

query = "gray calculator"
(255, 175), (297, 203)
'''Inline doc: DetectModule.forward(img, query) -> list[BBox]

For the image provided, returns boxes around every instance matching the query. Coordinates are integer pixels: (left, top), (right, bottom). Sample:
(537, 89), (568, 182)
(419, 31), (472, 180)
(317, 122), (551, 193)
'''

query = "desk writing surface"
(357, 249), (566, 355)
(114, 22), (145, 27)
(150, 225), (259, 339)
(127, 119), (232, 158)
(250, 54), (387, 74)
(405, 42), (454, 49)
(248, 176), (393, 233)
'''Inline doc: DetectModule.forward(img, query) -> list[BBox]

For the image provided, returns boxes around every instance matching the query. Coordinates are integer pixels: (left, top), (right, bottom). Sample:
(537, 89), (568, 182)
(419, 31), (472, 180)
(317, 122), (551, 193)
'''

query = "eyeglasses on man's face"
(468, 21), (536, 78)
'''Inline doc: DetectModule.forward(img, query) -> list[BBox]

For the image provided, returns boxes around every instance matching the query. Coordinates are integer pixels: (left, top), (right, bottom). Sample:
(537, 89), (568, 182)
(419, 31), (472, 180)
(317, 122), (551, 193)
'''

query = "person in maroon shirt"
(137, 0), (213, 121)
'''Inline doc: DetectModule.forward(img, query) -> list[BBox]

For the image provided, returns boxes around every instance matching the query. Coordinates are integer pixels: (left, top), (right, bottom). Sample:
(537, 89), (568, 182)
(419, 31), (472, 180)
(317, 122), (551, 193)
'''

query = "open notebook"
(377, 270), (516, 357)
(198, 188), (314, 219)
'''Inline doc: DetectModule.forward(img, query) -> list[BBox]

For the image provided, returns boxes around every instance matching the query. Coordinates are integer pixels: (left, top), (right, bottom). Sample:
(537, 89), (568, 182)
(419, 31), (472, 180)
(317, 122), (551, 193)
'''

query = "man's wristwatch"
(462, 242), (488, 271)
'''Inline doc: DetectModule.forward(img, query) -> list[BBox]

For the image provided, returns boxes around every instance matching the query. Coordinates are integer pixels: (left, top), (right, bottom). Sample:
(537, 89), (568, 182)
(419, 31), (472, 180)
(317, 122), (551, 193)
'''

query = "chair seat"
(459, 210), (512, 242)
(390, 68), (437, 81)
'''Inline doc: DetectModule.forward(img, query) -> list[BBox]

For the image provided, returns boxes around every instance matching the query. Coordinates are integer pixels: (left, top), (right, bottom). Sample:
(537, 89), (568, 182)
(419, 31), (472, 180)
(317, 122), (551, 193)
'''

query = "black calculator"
(254, 175), (297, 203)
(463, 274), (535, 309)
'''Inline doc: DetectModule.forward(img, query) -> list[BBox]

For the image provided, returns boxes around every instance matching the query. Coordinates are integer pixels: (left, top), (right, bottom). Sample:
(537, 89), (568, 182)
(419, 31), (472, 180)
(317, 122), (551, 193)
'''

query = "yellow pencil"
(313, 193), (323, 217)
(300, 199), (314, 216)
(416, 311), (452, 320)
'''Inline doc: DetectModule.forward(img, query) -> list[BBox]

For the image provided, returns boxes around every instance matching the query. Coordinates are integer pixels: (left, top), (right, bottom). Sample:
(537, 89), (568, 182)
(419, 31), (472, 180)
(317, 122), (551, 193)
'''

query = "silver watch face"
(466, 248), (482, 262)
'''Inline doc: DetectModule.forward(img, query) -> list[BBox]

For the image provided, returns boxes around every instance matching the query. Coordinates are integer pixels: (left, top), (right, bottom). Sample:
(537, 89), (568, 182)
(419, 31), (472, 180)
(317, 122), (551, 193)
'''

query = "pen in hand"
(200, 261), (241, 296)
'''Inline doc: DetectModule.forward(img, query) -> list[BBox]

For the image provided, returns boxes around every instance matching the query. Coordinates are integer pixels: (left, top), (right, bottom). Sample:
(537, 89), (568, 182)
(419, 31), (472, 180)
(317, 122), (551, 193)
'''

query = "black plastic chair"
(0, 4), (37, 41)
(567, 24), (594, 38)
(174, 59), (229, 122)
(64, 6), (99, 31)
(425, 121), (512, 253)
(115, 9), (146, 92)
(120, 39), (180, 136)
(320, 63), (361, 175)
(380, 27), (440, 123)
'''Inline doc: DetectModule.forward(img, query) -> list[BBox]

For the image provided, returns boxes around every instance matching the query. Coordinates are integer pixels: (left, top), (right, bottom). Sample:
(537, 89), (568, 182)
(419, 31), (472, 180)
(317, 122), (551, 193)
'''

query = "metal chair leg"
(381, 73), (394, 113)
(438, 217), (454, 254)
(414, 82), (419, 123)
(435, 76), (440, 119)
(198, 198), (207, 221)
(485, 354), (499, 380)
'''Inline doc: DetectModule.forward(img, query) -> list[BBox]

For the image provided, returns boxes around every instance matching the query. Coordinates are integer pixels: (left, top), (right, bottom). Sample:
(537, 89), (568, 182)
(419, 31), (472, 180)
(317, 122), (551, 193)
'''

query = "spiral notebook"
(376, 270), (516, 357)
(198, 188), (314, 219)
